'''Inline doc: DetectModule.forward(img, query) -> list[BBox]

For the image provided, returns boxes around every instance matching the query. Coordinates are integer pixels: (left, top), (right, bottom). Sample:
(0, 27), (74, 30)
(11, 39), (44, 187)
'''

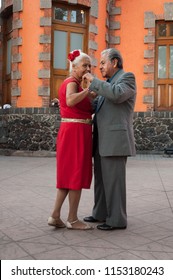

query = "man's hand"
(83, 73), (94, 83)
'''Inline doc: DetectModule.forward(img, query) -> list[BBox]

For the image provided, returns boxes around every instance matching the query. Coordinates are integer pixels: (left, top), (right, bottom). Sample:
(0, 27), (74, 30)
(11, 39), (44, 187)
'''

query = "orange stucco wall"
(116, 0), (171, 111)
(95, 0), (170, 112)
(17, 0), (43, 107)
(1, 0), (171, 110)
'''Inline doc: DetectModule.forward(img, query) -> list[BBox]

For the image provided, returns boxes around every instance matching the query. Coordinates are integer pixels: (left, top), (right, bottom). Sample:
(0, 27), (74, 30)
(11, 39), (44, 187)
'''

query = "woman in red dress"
(48, 50), (95, 230)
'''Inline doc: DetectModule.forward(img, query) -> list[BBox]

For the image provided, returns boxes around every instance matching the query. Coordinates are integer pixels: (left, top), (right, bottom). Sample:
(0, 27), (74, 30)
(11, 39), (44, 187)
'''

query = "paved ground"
(0, 153), (173, 260)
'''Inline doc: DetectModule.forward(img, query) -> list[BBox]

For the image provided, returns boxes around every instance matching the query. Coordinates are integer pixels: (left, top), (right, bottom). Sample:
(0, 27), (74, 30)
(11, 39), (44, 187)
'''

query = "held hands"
(82, 73), (94, 83)
(82, 73), (97, 99)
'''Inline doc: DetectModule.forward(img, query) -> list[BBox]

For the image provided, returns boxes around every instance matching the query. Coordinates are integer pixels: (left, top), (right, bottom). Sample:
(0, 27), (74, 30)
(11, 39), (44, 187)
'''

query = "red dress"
(56, 77), (93, 190)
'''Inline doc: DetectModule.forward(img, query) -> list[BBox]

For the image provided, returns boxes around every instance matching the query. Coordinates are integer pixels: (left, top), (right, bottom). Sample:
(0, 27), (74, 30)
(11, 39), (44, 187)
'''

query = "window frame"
(52, 3), (88, 27)
(51, 2), (89, 100)
(155, 21), (173, 111)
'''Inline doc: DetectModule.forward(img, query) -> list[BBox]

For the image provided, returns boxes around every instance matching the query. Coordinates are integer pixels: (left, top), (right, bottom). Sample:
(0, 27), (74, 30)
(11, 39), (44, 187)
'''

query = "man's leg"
(101, 156), (127, 228)
(92, 148), (107, 221)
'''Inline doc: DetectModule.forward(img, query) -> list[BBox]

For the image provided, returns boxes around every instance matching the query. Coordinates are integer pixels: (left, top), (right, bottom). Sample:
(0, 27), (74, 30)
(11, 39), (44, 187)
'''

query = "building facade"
(0, 0), (173, 111)
(0, 0), (173, 153)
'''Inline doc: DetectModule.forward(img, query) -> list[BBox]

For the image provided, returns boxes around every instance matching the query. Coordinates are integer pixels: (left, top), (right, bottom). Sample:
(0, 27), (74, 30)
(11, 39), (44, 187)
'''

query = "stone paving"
(0, 154), (173, 260)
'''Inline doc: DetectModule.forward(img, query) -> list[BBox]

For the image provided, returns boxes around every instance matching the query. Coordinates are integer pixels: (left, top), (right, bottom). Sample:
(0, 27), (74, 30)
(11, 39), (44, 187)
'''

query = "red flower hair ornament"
(68, 50), (80, 62)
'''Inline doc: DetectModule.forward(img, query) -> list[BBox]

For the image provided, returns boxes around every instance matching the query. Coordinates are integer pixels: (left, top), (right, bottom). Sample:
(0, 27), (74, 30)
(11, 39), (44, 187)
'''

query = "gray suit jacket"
(90, 69), (136, 157)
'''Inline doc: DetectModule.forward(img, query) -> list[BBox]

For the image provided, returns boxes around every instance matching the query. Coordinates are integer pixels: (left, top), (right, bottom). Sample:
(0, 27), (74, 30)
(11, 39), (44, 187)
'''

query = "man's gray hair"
(101, 48), (123, 69)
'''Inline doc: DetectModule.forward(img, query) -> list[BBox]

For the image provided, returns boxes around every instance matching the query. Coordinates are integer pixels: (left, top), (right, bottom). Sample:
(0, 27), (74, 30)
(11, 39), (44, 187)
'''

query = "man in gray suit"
(83, 48), (136, 230)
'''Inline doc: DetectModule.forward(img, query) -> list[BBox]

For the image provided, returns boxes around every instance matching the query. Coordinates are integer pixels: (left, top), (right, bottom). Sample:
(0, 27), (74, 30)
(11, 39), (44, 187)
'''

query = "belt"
(61, 118), (92, 125)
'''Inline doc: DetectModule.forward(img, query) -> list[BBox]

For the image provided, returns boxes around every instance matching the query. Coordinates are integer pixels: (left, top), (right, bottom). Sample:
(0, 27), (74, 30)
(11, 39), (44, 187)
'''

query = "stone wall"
(134, 111), (173, 152)
(0, 107), (60, 154)
(1, 109), (173, 154)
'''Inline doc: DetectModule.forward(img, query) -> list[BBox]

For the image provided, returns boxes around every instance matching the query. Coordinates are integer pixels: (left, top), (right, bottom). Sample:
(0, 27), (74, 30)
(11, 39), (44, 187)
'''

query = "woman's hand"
(51, 98), (59, 107)
(88, 90), (97, 99)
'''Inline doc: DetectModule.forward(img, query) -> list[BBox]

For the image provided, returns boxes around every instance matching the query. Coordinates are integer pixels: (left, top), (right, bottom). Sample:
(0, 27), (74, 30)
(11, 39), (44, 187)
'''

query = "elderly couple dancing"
(48, 48), (136, 231)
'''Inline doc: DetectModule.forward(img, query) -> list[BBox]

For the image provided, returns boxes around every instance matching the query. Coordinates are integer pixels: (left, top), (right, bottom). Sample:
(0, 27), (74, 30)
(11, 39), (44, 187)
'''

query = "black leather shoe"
(83, 216), (100, 223)
(97, 223), (126, 230)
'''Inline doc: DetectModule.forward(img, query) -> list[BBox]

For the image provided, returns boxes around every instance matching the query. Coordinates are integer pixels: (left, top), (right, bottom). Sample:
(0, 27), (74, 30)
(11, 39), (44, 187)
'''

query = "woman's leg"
(67, 190), (91, 229)
(48, 189), (68, 227)
(51, 188), (68, 219)
(68, 189), (82, 221)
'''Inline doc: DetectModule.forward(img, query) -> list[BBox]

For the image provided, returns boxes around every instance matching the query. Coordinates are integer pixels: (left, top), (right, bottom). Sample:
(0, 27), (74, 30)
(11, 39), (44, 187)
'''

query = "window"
(54, 7), (86, 24)
(53, 30), (83, 70)
(6, 38), (12, 75)
(51, 3), (89, 100)
(155, 21), (173, 110)
(2, 14), (13, 105)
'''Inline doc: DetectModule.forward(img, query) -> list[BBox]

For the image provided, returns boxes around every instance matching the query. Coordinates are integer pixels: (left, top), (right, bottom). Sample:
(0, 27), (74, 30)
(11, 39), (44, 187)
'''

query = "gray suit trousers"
(92, 147), (127, 227)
